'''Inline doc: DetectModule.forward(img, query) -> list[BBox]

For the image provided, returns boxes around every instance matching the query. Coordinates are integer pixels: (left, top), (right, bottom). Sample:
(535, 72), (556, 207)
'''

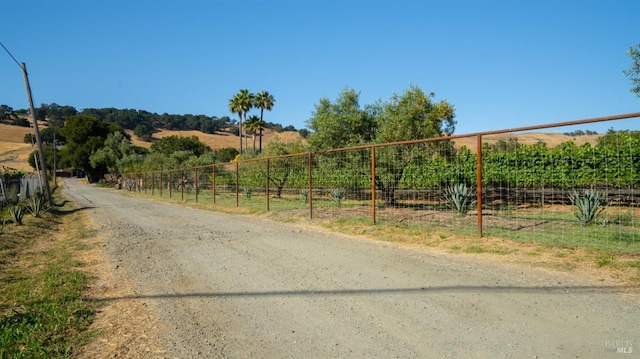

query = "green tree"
(215, 147), (240, 163)
(141, 152), (179, 171)
(254, 90), (275, 151)
(90, 131), (147, 175)
(262, 138), (307, 198)
(150, 135), (212, 157)
(374, 85), (456, 205)
(39, 127), (65, 145)
(59, 114), (121, 182)
(12, 117), (30, 127)
(133, 122), (154, 141)
(306, 87), (377, 150)
(28, 146), (55, 173)
(623, 44), (640, 97)
(0, 104), (13, 120)
(23, 133), (35, 144)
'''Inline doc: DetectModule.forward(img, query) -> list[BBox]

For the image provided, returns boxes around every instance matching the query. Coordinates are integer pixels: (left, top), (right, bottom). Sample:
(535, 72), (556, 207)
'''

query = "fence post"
(266, 158), (270, 211)
(476, 134), (483, 237)
(195, 167), (199, 203)
(168, 170), (172, 198)
(144, 173), (147, 194)
(159, 171), (163, 198)
(212, 165), (216, 204)
(308, 152), (313, 219)
(235, 162), (239, 207)
(371, 146), (376, 225)
(152, 172), (155, 196)
(181, 170), (185, 201)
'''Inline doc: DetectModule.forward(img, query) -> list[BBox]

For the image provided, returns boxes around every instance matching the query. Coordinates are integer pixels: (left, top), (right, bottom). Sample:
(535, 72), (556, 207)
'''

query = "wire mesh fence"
(123, 113), (640, 250)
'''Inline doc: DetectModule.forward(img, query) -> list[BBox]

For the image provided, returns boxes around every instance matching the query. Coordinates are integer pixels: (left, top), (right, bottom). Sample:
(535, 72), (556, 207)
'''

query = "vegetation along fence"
(124, 113), (640, 252)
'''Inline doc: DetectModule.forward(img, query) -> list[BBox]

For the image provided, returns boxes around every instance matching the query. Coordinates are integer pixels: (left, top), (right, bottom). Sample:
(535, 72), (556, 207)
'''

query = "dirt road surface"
(64, 178), (639, 358)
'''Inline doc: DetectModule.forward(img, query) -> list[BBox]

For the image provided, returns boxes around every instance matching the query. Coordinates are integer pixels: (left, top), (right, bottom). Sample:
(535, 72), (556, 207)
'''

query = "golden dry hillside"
(453, 132), (601, 153)
(0, 123), (38, 171)
(126, 128), (304, 150)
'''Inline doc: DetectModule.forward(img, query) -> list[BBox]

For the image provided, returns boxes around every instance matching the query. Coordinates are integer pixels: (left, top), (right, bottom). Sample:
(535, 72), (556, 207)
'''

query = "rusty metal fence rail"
(123, 112), (640, 243)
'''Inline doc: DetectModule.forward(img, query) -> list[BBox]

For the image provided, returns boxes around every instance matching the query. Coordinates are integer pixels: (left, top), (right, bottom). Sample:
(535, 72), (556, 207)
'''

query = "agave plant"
(10, 203), (26, 225)
(27, 192), (50, 218)
(300, 189), (309, 203)
(243, 186), (253, 199)
(569, 189), (607, 226)
(444, 183), (476, 216)
(330, 187), (346, 207)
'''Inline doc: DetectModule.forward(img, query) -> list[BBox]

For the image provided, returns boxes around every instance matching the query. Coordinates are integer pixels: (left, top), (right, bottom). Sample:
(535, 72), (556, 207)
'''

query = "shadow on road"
(98, 284), (636, 302)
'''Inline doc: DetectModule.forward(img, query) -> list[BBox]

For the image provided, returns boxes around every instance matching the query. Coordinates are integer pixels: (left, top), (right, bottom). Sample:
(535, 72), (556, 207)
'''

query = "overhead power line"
(0, 40), (22, 68)
(0, 40), (53, 205)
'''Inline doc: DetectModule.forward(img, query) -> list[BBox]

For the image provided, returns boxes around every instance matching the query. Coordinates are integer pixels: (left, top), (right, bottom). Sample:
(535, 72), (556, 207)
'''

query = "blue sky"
(1, 0), (638, 135)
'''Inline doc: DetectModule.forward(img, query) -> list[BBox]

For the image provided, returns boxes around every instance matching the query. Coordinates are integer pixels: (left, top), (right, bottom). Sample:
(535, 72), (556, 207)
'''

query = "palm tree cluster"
(228, 89), (275, 154)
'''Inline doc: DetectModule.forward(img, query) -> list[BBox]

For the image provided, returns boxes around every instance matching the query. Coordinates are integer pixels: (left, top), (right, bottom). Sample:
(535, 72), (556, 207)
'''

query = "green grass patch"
(595, 254), (613, 267)
(462, 245), (516, 255)
(0, 189), (97, 358)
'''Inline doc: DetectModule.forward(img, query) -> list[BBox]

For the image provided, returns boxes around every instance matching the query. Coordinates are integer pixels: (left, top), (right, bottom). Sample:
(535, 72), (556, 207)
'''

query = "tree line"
(1, 102), (301, 142)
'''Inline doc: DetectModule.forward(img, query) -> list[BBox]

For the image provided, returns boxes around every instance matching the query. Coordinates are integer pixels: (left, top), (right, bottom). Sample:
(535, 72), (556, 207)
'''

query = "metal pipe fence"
(123, 112), (640, 246)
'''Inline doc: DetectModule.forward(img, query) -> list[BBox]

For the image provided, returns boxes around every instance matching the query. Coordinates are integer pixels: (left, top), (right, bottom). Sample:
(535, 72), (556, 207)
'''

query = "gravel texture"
(65, 178), (639, 358)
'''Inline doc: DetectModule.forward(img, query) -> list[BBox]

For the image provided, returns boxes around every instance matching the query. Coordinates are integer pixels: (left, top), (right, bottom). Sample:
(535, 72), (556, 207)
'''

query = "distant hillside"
(1, 121), (604, 171)
(126, 128), (304, 150)
(453, 132), (601, 153)
(0, 123), (37, 171)
(0, 122), (304, 171)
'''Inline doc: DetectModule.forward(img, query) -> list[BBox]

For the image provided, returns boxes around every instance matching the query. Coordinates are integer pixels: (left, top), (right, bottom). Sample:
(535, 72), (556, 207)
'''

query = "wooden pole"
(21, 62), (52, 205)
(371, 146), (376, 225)
(266, 159), (270, 211)
(476, 134), (483, 237)
(53, 130), (57, 185)
(235, 162), (239, 207)
(308, 153), (313, 219)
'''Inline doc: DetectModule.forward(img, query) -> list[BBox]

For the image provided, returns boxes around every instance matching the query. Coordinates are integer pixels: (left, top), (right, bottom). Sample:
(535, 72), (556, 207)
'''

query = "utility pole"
(53, 130), (57, 185)
(21, 62), (52, 206)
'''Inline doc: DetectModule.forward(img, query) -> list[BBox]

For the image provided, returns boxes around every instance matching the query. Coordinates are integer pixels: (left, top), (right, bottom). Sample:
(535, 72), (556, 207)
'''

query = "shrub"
(444, 183), (476, 216)
(569, 189), (607, 226)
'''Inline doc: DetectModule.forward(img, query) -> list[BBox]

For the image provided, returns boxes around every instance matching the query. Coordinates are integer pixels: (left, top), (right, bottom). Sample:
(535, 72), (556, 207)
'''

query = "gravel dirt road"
(65, 178), (639, 358)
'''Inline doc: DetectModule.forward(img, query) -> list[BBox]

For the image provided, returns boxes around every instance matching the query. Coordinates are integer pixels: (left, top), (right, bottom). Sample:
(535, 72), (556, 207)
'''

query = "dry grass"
(126, 128), (304, 150)
(454, 132), (601, 153)
(0, 123), (37, 171)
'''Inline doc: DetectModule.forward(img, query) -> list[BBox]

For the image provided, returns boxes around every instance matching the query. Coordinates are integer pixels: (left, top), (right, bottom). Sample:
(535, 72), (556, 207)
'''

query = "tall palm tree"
(254, 118), (266, 152)
(253, 90), (275, 152)
(239, 89), (254, 151)
(228, 89), (254, 155)
(228, 94), (244, 154)
(245, 115), (260, 152)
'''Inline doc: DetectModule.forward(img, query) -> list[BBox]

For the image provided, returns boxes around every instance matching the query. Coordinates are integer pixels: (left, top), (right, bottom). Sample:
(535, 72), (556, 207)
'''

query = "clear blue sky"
(1, 0), (639, 135)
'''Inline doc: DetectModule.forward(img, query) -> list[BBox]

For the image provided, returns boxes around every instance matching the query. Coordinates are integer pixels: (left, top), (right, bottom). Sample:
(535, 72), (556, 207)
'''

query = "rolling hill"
(1, 122), (601, 171)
